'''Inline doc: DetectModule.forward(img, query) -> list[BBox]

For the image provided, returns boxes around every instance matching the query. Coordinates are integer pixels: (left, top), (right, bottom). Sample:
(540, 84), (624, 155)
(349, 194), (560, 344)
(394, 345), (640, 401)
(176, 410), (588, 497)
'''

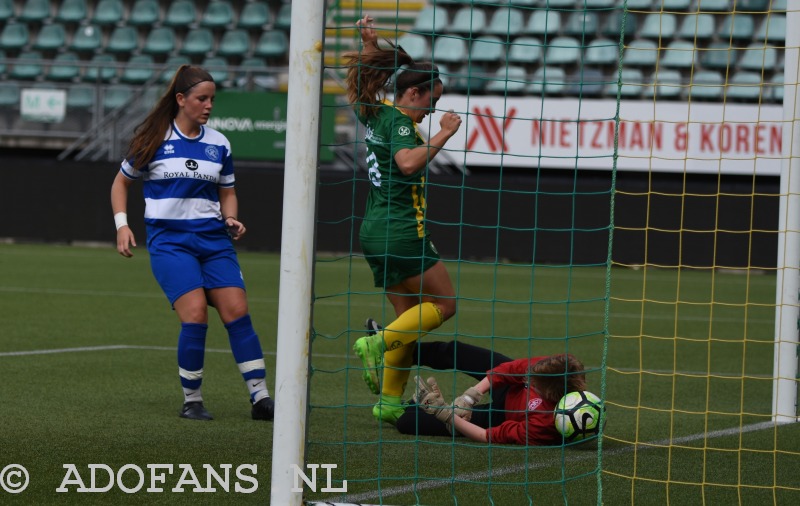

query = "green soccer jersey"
(358, 102), (428, 241)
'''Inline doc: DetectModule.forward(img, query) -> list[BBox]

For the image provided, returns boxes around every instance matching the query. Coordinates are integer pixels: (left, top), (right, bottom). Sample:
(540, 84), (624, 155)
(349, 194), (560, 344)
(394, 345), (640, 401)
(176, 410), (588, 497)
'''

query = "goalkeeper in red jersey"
(396, 341), (587, 445)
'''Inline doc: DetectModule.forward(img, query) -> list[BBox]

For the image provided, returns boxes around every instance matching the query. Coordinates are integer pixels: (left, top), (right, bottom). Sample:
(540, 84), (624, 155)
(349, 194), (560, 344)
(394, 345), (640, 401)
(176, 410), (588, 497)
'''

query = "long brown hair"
(528, 354), (587, 404)
(126, 65), (214, 171)
(343, 41), (442, 119)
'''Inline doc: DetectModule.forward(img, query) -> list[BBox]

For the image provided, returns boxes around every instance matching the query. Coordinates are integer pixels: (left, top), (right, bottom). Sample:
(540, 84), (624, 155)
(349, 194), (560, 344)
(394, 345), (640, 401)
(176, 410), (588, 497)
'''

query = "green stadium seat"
(66, 84), (95, 110)
(697, 0), (732, 11)
(585, 0), (617, 7)
(525, 10), (561, 37)
(0, 49), (5, 74)
(201, 1), (234, 29)
(92, 0), (124, 26)
(677, 13), (715, 41)
(235, 56), (269, 87)
(527, 66), (566, 95)
(640, 13), (677, 39)
(770, 0), (787, 10)
(397, 33), (428, 61)
(238, 2), (271, 30)
(700, 42), (739, 70)
(609, 68), (646, 98)
(643, 69), (682, 99)
(121, 54), (155, 84)
(10, 50), (43, 79)
(448, 66), (487, 94)
(165, 0), (196, 27)
(103, 85), (133, 110)
(143, 27), (176, 56)
(254, 30), (288, 59)
(771, 72), (784, 102)
(0, 0), (14, 23)
(585, 38), (619, 66)
(736, 0), (769, 10)
(604, 11), (638, 40)
(567, 68), (608, 97)
(720, 15), (755, 41)
(564, 11), (600, 38)
(217, 29), (250, 57)
(659, 40), (696, 69)
(1, 23), (30, 51)
(202, 56), (228, 83)
(56, 0), (87, 24)
(83, 53), (116, 83)
(661, 0), (691, 8)
(542, 0), (576, 7)
(687, 70), (723, 101)
(70, 24), (102, 53)
(739, 43), (777, 71)
(431, 37), (467, 64)
(106, 26), (139, 54)
(451, 7), (486, 35)
(485, 66), (528, 95)
(756, 15), (786, 43)
(544, 37), (581, 66)
(19, 0), (49, 23)
(625, 0), (652, 7)
(623, 39), (659, 66)
(181, 28), (214, 56)
(160, 55), (190, 83)
(275, 3), (291, 30)
(0, 81), (20, 107)
(508, 0), (537, 6)
(33, 23), (66, 52)
(46, 52), (81, 81)
(470, 36), (504, 63)
(507, 37), (542, 65)
(725, 71), (764, 102)
(485, 8), (524, 37)
(129, 0), (160, 26)
(412, 6), (448, 36)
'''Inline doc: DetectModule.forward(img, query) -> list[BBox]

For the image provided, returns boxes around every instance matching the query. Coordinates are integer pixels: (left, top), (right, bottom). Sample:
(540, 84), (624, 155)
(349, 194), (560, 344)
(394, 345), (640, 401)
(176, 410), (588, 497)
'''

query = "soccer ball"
(554, 390), (606, 442)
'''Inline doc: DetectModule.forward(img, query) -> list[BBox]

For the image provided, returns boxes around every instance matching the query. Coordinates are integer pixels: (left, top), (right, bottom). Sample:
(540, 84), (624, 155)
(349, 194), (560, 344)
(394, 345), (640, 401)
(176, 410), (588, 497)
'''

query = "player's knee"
(439, 300), (456, 321)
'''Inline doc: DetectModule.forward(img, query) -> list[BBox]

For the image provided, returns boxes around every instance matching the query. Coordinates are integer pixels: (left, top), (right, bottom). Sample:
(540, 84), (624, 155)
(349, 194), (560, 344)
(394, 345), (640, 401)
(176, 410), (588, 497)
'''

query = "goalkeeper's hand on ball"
(454, 386), (483, 422)
(414, 375), (455, 426)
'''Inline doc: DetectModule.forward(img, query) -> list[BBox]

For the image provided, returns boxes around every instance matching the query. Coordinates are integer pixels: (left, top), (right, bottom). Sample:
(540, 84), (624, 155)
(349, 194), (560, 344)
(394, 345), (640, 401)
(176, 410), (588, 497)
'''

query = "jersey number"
(366, 150), (381, 187)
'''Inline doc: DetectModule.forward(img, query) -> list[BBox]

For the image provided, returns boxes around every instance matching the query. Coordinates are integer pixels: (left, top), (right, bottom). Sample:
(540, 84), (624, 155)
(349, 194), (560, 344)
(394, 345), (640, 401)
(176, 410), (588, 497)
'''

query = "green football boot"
(353, 333), (384, 395)
(372, 394), (405, 425)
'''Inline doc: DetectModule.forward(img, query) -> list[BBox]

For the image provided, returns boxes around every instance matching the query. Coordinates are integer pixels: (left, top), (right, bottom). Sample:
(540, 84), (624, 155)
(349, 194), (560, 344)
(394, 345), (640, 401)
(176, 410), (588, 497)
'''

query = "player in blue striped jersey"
(110, 65), (274, 421)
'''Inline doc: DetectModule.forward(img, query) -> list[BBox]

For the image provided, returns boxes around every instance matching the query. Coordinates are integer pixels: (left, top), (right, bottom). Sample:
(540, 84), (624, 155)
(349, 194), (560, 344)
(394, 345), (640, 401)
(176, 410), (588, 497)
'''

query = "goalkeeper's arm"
(451, 415), (489, 443)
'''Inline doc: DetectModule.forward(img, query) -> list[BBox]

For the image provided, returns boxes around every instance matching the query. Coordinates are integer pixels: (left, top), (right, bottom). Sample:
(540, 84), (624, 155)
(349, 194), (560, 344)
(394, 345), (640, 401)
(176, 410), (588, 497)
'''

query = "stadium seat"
(431, 37), (467, 64)
(738, 43), (777, 71)
(624, 0), (652, 7)
(608, 68), (645, 98)
(121, 54), (155, 84)
(508, 0), (537, 5)
(525, 10), (561, 37)
(448, 66), (487, 94)
(46, 51), (81, 81)
(623, 39), (659, 67)
(643, 69), (682, 99)
(484, 8), (525, 37)
(235, 56), (268, 86)
(0, 23), (30, 51)
(33, 23), (66, 52)
(165, 0), (197, 27)
(567, 68), (608, 97)
(180, 28), (214, 56)
(10, 50), (43, 79)
(201, 56), (228, 83)
(129, 0), (160, 26)
(640, 13), (677, 40)
(19, 0), (49, 23)
(686, 70), (723, 101)
(103, 85), (133, 110)
(507, 37), (543, 65)
(736, 0), (769, 10)
(756, 15), (786, 43)
(541, 0), (576, 6)
(585, 38), (619, 66)
(217, 29), (250, 57)
(0, 81), (20, 107)
(254, 30), (288, 59)
(92, 0), (124, 26)
(564, 11), (600, 38)
(770, 0), (787, 9)
(771, 72), (784, 102)
(66, 84), (95, 110)
(450, 7), (487, 35)
(238, 2), (271, 30)
(585, 0), (617, 7)
(485, 66), (528, 95)
(660, 0), (691, 8)
(275, 3), (291, 30)
(677, 13), (715, 41)
(413, 6), (448, 36)
(470, 36), (505, 63)
(700, 42), (739, 70)
(719, 15), (755, 41)
(160, 55), (190, 82)
(697, 0), (732, 11)
(544, 37), (581, 66)
(0, 0), (14, 23)
(397, 33), (429, 61)
(143, 27), (177, 56)
(82, 53), (117, 83)
(0, 49), (5, 75)
(659, 40), (696, 69)
(55, 0), (87, 24)
(527, 66), (566, 95)
(726, 71), (764, 102)
(106, 25), (139, 55)
(201, 1), (234, 29)
(604, 11), (638, 40)
(70, 24), (102, 53)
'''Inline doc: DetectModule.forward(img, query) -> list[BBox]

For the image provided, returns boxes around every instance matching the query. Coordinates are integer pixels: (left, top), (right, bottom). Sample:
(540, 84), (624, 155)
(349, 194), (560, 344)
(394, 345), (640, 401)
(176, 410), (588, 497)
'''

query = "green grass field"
(1, 243), (798, 505)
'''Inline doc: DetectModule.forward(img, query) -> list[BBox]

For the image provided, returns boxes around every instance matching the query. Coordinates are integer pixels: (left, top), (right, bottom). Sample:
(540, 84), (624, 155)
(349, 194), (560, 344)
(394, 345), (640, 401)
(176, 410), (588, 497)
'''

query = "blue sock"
(178, 322), (208, 401)
(225, 314), (268, 402)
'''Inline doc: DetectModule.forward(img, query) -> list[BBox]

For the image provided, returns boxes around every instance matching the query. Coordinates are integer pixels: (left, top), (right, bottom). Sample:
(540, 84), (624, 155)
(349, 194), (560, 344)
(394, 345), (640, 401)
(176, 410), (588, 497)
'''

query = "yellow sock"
(382, 346), (414, 397)
(381, 302), (443, 351)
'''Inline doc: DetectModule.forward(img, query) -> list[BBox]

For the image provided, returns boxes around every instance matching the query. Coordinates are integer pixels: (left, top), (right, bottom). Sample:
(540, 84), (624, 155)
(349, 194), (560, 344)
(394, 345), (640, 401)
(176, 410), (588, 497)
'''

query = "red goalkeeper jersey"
(484, 357), (562, 445)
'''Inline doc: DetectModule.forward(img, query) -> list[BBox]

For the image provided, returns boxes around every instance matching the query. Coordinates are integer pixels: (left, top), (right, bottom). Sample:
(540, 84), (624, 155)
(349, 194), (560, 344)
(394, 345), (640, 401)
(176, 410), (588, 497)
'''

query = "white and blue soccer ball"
(554, 390), (606, 441)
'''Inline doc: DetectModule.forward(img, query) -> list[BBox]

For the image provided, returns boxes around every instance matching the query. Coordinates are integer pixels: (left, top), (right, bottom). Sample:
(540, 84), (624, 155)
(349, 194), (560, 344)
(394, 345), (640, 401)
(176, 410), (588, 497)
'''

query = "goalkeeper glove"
(454, 386), (484, 422)
(413, 375), (455, 427)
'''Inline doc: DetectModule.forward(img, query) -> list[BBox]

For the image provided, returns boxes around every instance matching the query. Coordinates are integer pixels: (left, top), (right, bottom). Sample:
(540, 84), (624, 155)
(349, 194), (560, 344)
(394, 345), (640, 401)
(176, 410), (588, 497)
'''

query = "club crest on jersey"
(204, 145), (219, 161)
(398, 126), (411, 136)
(163, 144), (175, 155)
(185, 159), (199, 171)
(527, 398), (542, 411)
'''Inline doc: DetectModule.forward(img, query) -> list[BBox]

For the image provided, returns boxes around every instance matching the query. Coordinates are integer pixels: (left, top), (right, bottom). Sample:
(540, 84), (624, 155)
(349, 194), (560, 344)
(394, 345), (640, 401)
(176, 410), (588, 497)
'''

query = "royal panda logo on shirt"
(185, 159), (199, 171)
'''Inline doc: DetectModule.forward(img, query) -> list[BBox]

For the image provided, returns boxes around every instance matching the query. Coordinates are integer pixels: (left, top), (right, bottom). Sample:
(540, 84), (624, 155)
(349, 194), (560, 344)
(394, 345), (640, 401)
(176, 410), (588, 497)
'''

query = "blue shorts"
(148, 229), (245, 305)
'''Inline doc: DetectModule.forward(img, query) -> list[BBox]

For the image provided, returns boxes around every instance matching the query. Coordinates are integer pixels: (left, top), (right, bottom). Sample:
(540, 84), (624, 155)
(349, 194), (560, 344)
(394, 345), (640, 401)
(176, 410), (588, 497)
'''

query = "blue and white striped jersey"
(120, 123), (234, 233)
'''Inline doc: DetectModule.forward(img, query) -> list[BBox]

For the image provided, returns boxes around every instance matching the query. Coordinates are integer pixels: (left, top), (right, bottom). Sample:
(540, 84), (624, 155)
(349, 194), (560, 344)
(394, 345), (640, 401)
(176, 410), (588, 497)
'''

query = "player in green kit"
(344, 14), (463, 424)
